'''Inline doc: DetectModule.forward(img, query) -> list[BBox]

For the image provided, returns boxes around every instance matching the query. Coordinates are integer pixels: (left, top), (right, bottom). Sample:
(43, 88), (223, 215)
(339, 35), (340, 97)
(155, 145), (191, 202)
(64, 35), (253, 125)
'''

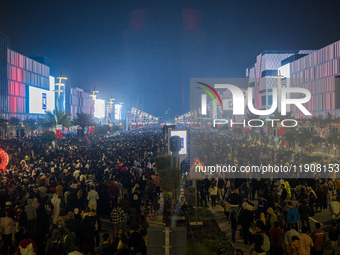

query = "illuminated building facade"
(0, 32), (91, 120)
(246, 50), (314, 111)
(289, 41), (340, 119)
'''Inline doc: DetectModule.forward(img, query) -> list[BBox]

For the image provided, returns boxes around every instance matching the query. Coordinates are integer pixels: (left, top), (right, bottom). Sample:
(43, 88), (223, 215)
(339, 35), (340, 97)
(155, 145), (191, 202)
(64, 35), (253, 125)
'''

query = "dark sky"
(1, 0), (340, 120)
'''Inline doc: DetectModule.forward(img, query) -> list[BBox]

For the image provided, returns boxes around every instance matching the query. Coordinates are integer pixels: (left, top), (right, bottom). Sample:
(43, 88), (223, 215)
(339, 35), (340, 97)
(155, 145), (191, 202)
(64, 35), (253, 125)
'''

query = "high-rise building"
(0, 32), (92, 120)
(288, 40), (340, 119)
(246, 50), (314, 111)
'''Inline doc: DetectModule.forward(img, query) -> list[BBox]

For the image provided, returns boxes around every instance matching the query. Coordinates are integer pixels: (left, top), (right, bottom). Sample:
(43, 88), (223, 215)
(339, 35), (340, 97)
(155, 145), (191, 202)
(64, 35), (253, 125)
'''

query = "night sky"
(1, 0), (340, 120)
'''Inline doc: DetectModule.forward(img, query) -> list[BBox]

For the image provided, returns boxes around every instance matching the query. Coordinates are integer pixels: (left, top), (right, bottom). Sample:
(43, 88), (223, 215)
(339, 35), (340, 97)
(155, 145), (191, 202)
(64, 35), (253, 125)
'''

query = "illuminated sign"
(169, 129), (187, 155)
(94, 99), (105, 118)
(42, 93), (47, 110)
(115, 104), (122, 120)
(28, 76), (55, 114)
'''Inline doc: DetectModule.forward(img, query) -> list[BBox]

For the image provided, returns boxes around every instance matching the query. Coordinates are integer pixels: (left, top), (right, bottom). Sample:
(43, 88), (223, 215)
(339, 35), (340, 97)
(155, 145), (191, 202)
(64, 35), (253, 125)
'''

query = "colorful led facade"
(0, 32), (92, 120)
(289, 41), (340, 119)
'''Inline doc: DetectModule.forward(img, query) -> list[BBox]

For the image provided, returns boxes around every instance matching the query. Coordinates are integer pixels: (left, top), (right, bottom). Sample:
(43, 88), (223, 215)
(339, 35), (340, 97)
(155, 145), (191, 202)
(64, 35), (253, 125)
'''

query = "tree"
(23, 119), (37, 135)
(8, 117), (20, 137)
(0, 119), (8, 138)
(40, 130), (57, 144)
(157, 166), (182, 214)
(295, 127), (313, 149)
(284, 129), (297, 150)
(41, 110), (72, 130)
(154, 155), (171, 170)
(74, 113), (96, 140)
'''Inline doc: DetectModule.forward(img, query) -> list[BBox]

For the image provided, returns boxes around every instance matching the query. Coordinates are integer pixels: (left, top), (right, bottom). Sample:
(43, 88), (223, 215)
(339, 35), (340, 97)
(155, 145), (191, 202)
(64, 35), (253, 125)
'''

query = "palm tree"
(8, 117), (20, 137)
(40, 110), (72, 130)
(269, 112), (295, 149)
(0, 119), (8, 138)
(73, 113), (96, 141)
(23, 119), (37, 135)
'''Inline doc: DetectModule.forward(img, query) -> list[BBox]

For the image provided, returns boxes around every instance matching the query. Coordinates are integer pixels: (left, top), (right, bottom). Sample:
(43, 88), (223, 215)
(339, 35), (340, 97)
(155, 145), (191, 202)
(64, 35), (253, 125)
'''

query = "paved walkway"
(207, 201), (251, 254)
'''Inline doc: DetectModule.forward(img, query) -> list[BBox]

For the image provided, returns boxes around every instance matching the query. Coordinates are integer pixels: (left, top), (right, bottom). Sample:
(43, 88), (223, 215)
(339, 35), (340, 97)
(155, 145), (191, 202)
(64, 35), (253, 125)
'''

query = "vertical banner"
(109, 125), (113, 131)
(56, 125), (62, 139)
(89, 126), (95, 134)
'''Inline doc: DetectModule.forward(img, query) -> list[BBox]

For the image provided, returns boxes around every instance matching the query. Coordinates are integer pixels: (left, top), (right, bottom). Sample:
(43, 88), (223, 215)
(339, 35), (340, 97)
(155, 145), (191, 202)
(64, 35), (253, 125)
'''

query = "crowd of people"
(1, 126), (340, 255)
(0, 130), (165, 255)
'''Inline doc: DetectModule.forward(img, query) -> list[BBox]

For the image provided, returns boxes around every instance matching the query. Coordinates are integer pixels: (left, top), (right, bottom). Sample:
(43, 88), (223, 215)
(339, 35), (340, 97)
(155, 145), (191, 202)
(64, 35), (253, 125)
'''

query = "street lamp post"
(90, 86), (99, 115)
(54, 72), (67, 111)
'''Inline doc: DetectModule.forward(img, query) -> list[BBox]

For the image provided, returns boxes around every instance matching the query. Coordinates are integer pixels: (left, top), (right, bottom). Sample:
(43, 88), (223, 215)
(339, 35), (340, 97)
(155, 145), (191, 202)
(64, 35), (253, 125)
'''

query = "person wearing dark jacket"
(90, 210), (102, 247)
(227, 189), (241, 223)
(101, 233), (116, 255)
(239, 202), (254, 245)
(329, 221), (339, 255)
(129, 227), (146, 255)
(113, 228), (129, 253)
(257, 194), (268, 214)
(298, 200), (311, 233)
(64, 225), (76, 255)
(120, 194), (131, 227)
(199, 182), (207, 207)
(251, 221), (265, 254)
(65, 212), (79, 238)
(79, 216), (95, 254)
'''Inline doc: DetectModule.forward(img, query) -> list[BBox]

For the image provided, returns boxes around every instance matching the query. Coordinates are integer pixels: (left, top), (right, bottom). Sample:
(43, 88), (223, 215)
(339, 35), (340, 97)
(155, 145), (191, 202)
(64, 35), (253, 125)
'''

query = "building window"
(261, 96), (266, 105)
(268, 95), (273, 105)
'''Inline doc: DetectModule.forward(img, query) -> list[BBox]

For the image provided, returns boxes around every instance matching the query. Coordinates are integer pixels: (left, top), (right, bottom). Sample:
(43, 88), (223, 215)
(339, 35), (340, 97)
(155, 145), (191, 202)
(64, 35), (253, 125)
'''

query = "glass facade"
(290, 40), (340, 118)
(6, 49), (50, 119)
(0, 33), (10, 118)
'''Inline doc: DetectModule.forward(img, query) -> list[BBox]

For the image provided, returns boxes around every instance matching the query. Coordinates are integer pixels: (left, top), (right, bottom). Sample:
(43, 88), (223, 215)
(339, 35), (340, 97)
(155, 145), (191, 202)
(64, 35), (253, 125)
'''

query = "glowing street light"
(89, 86), (99, 114)
(54, 71), (67, 111)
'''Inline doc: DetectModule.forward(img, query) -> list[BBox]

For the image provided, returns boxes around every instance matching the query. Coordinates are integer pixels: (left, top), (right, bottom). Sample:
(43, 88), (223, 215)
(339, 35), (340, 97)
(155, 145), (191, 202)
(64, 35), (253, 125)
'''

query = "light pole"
(108, 97), (115, 124)
(54, 72), (67, 111)
(90, 86), (99, 115)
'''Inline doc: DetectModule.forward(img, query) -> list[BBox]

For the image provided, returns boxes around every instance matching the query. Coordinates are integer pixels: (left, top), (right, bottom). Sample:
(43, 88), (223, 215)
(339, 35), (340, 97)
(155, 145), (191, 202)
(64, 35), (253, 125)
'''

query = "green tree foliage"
(154, 155), (171, 170)
(41, 110), (72, 129)
(284, 129), (297, 149)
(327, 132), (340, 147)
(40, 130), (57, 144)
(157, 166), (182, 213)
(74, 113), (95, 131)
(8, 117), (20, 136)
(295, 127), (313, 148)
(23, 119), (37, 135)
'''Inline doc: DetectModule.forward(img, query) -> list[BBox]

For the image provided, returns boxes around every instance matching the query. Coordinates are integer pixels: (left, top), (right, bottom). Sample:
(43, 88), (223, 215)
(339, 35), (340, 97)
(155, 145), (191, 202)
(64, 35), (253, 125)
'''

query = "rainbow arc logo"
(196, 82), (222, 107)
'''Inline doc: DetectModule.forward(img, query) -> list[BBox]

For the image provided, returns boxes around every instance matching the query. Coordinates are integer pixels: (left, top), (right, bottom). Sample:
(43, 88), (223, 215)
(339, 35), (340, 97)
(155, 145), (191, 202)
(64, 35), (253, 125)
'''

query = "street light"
(54, 72), (67, 111)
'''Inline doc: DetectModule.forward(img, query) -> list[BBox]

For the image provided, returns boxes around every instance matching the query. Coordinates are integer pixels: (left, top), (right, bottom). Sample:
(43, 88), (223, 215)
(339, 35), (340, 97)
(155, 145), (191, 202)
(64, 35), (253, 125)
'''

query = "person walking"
(311, 223), (326, 255)
(298, 226), (313, 255)
(286, 236), (299, 255)
(328, 221), (339, 255)
(209, 183), (218, 209)
(87, 186), (99, 212)
(110, 203), (125, 237)
(298, 200), (311, 233)
(227, 188), (241, 223)
(269, 221), (284, 255)
(25, 198), (37, 233)
(51, 193), (61, 225)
